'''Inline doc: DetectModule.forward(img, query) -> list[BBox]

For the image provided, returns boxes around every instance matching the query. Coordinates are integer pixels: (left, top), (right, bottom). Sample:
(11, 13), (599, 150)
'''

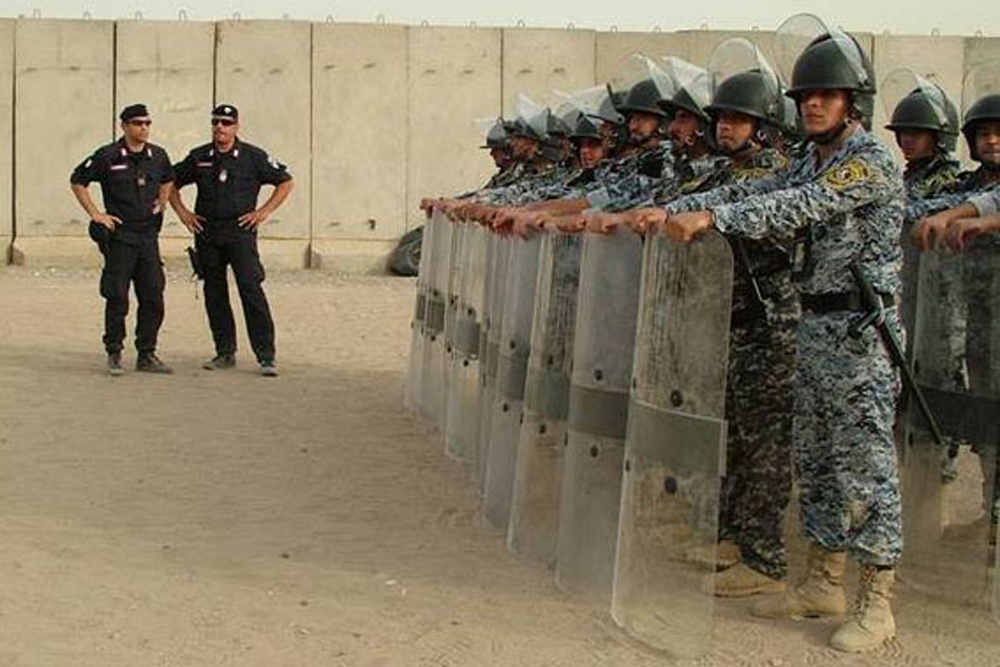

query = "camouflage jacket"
(667, 148), (792, 317)
(902, 153), (962, 220)
(907, 166), (1000, 222)
(582, 141), (676, 212)
(665, 130), (905, 296)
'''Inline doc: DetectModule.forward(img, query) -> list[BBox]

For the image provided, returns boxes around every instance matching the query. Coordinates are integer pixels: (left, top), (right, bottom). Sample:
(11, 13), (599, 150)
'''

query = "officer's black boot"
(136, 352), (173, 374)
(203, 353), (236, 371)
(107, 352), (124, 377)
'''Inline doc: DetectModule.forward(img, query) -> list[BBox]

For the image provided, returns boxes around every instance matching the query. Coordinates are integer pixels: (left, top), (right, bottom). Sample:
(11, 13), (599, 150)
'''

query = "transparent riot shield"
(555, 229), (644, 596)
(405, 218), (433, 413)
(445, 223), (488, 469)
(902, 236), (999, 619)
(476, 234), (511, 496)
(483, 235), (542, 529)
(508, 232), (583, 564)
(611, 231), (733, 658)
(419, 212), (454, 429)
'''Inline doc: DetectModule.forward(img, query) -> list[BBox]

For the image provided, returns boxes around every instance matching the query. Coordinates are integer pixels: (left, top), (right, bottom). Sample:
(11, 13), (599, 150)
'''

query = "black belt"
(800, 291), (894, 314)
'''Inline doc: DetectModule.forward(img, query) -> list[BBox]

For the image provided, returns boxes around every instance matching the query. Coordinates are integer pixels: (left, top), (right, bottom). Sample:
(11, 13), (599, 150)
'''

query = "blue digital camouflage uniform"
(666, 147), (796, 580)
(582, 142), (676, 211)
(667, 130), (906, 566)
(899, 154), (963, 377)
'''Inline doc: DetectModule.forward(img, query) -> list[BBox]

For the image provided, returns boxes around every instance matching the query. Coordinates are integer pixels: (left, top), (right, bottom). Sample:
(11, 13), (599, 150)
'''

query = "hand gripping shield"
(445, 222), (488, 469)
(902, 235), (1000, 619)
(483, 235), (542, 529)
(555, 228), (644, 597)
(419, 211), (454, 430)
(508, 232), (583, 565)
(611, 231), (733, 658)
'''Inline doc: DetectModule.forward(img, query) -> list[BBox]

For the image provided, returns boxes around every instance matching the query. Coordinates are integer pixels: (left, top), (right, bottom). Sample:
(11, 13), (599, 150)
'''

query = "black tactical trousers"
(195, 228), (275, 363)
(99, 234), (166, 354)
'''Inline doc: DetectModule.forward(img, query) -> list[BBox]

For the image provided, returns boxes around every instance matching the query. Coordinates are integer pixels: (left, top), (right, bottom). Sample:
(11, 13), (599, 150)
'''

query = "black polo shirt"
(173, 138), (292, 223)
(70, 139), (175, 234)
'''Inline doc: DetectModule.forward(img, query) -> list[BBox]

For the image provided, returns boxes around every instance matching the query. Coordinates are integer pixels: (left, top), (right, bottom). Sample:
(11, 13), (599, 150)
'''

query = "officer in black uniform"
(70, 103), (175, 376)
(169, 104), (294, 377)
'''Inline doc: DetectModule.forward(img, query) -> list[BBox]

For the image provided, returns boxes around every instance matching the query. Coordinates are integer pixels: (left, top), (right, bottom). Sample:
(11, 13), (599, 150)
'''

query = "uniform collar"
(117, 136), (152, 159)
(209, 136), (242, 159)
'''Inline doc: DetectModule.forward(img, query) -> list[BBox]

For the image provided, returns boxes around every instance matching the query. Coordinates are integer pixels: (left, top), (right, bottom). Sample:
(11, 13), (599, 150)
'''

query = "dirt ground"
(1, 266), (998, 667)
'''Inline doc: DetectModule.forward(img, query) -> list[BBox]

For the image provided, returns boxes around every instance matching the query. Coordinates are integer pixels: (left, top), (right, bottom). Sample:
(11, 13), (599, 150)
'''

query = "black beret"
(120, 104), (150, 122)
(212, 104), (239, 120)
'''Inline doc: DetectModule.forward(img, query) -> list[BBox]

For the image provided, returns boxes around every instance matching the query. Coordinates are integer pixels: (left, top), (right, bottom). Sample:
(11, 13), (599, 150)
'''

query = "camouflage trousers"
(720, 278), (797, 580)
(794, 310), (904, 567)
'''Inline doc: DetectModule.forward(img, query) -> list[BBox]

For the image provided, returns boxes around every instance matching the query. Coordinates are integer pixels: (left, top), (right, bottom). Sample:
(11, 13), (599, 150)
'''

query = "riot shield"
(508, 232), (583, 564)
(445, 222), (488, 469)
(404, 218), (434, 413)
(903, 236), (999, 619)
(483, 235), (542, 529)
(419, 212), (454, 429)
(555, 228), (643, 596)
(476, 233), (511, 495)
(611, 231), (733, 658)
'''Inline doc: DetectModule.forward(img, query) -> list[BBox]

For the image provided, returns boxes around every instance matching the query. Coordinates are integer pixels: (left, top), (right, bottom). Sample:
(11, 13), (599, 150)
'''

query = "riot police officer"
(637, 21), (907, 653)
(169, 105), (294, 377)
(70, 103), (175, 376)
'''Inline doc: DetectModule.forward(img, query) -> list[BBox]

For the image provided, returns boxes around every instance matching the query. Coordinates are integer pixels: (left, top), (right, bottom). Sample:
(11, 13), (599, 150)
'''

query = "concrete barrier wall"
(14, 19), (113, 264)
(501, 28), (596, 117)
(407, 27), (502, 228)
(115, 20), (215, 240)
(0, 20), (12, 251)
(3, 19), (1000, 271)
(216, 20), (312, 245)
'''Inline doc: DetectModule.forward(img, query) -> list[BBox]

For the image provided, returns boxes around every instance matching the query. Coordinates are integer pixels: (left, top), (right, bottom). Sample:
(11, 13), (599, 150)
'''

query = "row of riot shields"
(404, 214), (1000, 658)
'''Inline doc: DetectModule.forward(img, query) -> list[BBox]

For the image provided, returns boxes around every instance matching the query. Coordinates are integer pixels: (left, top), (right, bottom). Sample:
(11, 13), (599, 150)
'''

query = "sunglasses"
(211, 118), (236, 127)
(128, 119), (152, 127)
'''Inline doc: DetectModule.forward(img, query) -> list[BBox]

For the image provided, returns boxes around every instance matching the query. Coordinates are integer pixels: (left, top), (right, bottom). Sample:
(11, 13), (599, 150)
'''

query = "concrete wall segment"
(115, 20), (215, 239)
(215, 20), (312, 241)
(407, 26), (501, 230)
(501, 28), (596, 117)
(14, 19), (114, 240)
(311, 22), (408, 243)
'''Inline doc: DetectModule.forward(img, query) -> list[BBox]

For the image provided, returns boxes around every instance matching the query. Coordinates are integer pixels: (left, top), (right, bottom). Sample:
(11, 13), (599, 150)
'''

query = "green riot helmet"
(545, 108), (573, 137)
(777, 14), (876, 129)
(570, 115), (604, 142)
(618, 78), (669, 119)
(962, 94), (1000, 161)
(786, 34), (876, 127)
(659, 57), (712, 123)
(961, 60), (1000, 162)
(883, 70), (959, 153)
(592, 87), (625, 125)
(705, 71), (781, 125)
(479, 118), (509, 149)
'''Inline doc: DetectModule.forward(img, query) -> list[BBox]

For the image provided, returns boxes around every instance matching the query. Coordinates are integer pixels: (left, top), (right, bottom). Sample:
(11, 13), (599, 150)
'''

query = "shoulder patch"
(820, 159), (870, 190)
(267, 154), (283, 169)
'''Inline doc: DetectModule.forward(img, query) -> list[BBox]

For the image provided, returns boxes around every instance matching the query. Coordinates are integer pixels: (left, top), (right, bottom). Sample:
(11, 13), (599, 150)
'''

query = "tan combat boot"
(829, 566), (896, 652)
(752, 544), (847, 618)
(707, 562), (787, 598)
(685, 540), (741, 571)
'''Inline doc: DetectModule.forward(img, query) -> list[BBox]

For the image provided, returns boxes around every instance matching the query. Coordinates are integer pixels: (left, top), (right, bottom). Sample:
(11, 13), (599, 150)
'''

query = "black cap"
(119, 104), (150, 122)
(212, 103), (239, 120)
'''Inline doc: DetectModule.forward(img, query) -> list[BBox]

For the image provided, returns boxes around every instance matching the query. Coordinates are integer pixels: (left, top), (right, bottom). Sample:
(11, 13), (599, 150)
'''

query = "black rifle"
(849, 262), (944, 448)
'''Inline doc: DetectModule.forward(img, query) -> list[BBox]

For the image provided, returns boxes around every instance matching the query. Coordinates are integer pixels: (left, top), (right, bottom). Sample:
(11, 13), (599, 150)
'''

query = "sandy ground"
(0, 266), (998, 667)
